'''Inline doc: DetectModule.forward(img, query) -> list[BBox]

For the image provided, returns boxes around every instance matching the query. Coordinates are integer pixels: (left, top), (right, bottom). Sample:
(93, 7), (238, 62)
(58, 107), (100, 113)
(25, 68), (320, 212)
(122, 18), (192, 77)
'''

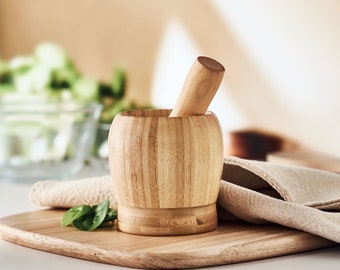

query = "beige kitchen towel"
(217, 156), (340, 243)
(29, 176), (117, 210)
(29, 156), (340, 243)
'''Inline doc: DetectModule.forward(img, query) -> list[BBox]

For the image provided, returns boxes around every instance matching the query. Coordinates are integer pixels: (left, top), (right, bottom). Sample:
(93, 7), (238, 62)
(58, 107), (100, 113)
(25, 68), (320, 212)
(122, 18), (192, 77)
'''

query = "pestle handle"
(169, 56), (225, 117)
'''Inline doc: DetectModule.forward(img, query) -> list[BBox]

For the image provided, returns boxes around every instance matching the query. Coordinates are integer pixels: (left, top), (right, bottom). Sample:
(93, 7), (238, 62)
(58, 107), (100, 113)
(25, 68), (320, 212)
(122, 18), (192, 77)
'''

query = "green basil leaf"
(104, 208), (117, 222)
(61, 205), (93, 227)
(72, 215), (95, 231)
(72, 200), (110, 231)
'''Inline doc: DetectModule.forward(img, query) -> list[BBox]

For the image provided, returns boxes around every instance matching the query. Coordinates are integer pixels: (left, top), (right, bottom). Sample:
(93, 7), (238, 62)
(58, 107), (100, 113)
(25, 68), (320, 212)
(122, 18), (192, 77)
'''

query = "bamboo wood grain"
(108, 56), (225, 236)
(108, 109), (224, 235)
(169, 56), (225, 117)
(0, 209), (336, 269)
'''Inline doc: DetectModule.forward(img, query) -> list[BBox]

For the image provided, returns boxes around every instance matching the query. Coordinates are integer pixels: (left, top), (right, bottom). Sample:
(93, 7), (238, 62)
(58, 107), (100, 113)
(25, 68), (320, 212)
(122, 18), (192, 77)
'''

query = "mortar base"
(117, 203), (218, 236)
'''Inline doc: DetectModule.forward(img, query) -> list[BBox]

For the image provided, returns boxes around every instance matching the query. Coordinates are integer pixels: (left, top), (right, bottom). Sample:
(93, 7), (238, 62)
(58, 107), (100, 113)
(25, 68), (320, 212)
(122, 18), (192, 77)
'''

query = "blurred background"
(1, 0), (339, 158)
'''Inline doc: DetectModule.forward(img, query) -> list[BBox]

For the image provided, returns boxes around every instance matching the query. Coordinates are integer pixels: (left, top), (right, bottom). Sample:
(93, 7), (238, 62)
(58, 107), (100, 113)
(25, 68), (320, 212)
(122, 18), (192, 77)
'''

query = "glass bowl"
(89, 122), (111, 173)
(0, 101), (102, 182)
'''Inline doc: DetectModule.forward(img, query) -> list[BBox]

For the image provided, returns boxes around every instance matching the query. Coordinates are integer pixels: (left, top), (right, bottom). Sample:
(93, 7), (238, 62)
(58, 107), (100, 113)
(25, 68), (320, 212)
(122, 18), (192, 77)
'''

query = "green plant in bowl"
(0, 101), (102, 182)
(0, 42), (154, 176)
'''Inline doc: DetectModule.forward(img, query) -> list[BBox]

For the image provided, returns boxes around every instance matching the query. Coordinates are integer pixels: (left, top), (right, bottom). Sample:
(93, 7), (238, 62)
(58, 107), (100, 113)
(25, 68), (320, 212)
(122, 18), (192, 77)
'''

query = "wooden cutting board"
(0, 209), (337, 269)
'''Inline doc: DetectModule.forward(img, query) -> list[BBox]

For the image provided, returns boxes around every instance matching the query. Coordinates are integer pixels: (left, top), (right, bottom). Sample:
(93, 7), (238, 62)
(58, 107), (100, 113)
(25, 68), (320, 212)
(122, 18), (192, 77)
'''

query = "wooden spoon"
(169, 56), (225, 117)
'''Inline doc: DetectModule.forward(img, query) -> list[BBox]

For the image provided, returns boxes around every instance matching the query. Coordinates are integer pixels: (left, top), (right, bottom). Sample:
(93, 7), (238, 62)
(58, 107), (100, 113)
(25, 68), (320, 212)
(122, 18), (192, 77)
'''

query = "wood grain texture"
(169, 56), (225, 117)
(108, 109), (224, 235)
(0, 209), (336, 269)
(117, 204), (217, 236)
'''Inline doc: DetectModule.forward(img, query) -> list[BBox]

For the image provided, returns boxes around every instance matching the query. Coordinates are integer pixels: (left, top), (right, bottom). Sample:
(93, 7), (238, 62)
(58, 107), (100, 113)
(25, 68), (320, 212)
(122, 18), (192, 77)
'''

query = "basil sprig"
(61, 200), (117, 231)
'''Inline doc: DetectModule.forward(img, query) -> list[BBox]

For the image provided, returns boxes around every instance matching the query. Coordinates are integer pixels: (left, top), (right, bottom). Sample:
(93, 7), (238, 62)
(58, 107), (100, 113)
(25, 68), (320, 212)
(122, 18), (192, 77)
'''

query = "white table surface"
(1, 168), (339, 270)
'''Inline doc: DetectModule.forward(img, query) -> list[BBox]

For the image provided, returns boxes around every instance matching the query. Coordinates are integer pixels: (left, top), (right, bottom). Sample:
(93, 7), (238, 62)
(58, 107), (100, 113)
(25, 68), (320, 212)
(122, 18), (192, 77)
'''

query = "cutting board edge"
(0, 211), (338, 269)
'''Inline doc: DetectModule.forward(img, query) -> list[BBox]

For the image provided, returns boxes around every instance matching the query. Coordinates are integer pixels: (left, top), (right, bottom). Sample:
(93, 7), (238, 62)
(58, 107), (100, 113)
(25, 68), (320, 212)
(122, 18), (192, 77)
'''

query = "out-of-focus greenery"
(0, 42), (153, 123)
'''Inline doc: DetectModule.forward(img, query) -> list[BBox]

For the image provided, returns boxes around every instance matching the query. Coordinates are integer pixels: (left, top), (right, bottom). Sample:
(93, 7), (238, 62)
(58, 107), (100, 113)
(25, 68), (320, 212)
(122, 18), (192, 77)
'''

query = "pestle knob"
(169, 56), (225, 117)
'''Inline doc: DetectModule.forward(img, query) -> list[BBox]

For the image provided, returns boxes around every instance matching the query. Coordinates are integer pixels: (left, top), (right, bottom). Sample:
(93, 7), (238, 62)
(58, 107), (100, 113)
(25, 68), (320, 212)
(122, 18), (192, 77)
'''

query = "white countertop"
(1, 169), (339, 270)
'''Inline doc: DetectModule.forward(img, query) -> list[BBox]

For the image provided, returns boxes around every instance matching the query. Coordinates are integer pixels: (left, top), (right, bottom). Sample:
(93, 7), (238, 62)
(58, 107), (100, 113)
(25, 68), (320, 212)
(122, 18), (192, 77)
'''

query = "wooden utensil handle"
(169, 56), (225, 117)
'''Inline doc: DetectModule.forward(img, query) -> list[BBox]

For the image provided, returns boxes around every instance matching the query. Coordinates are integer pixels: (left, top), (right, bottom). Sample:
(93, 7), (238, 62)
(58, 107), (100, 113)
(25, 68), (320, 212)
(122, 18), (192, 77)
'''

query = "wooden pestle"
(169, 56), (225, 117)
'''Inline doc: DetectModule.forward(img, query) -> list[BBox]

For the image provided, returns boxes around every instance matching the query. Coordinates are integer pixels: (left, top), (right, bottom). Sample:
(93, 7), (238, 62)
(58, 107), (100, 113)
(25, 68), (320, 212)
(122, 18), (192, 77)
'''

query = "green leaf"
(111, 67), (125, 99)
(61, 205), (93, 227)
(72, 215), (95, 231)
(72, 200), (110, 231)
(72, 76), (99, 101)
(61, 200), (117, 231)
(104, 208), (117, 222)
(98, 82), (114, 98)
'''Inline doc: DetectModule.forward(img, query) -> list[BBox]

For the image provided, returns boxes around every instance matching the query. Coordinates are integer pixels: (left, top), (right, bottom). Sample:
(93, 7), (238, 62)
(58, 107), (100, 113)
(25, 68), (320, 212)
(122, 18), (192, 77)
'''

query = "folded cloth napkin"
(29, 175), (118, 210)
(29, 156), (340, 243)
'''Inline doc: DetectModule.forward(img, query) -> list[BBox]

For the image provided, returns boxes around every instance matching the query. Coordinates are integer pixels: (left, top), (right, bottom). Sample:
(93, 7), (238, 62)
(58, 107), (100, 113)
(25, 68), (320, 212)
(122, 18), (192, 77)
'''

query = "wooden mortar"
(108, 56), (225, 235)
